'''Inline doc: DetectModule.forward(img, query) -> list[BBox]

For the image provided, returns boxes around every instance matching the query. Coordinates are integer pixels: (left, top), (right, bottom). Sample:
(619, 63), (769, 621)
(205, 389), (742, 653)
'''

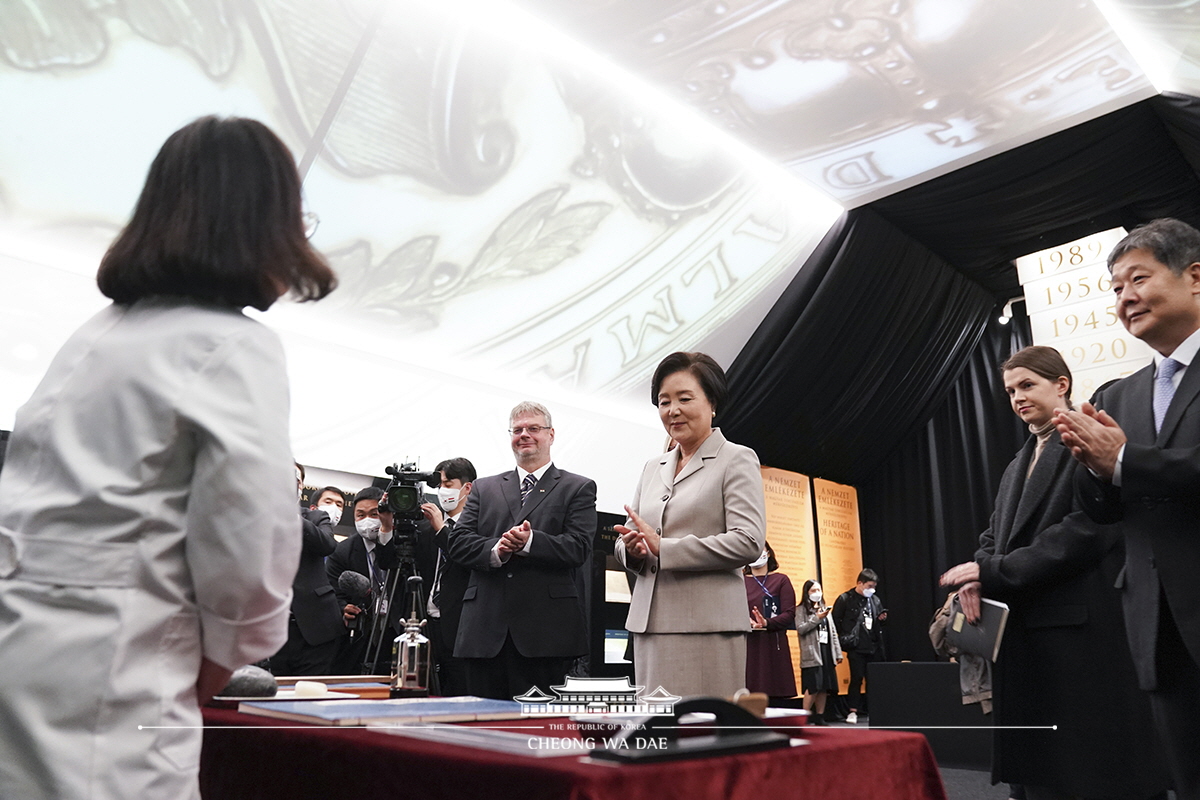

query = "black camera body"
(381, 462), (440, 524)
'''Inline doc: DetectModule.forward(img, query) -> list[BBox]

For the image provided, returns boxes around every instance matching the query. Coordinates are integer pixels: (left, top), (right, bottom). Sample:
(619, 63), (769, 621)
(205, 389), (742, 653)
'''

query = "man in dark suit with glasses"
(448, 401), (596, 699)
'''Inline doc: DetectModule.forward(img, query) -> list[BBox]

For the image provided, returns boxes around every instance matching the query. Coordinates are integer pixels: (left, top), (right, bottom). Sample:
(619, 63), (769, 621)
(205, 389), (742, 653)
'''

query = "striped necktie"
(521, 473), (537, 504)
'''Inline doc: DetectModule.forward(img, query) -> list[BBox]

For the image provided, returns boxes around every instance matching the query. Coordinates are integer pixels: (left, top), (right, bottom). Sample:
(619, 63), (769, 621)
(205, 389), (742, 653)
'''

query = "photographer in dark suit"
(269, 481), (345, 675)
(448, 402), (596, 699)
(326, 486), (403, 674)
(1057, 219), (1200, 800)
(418, 457), (476, 696)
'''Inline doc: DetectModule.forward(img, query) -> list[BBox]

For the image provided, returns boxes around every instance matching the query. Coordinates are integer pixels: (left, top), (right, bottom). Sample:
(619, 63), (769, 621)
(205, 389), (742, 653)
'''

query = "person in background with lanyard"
(796, 579), (841, 725)
(832, 568), (887, 724)
(744, 541), (797, 704)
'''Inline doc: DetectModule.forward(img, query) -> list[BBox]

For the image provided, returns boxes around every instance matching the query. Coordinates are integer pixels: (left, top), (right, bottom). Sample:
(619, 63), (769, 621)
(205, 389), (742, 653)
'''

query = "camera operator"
(326, 487), (403, 674)
(418, 458), (476, 696)
(269, 478), (346, 676)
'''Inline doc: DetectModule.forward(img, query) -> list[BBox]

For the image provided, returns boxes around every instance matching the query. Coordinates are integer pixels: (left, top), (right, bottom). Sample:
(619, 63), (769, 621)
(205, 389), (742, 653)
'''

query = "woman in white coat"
(616, 351), (766, 698)
(0, 116), (335, 800)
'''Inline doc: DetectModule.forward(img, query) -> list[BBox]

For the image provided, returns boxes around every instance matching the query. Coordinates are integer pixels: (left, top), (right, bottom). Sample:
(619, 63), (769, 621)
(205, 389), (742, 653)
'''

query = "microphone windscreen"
(338, 570), (372, 605)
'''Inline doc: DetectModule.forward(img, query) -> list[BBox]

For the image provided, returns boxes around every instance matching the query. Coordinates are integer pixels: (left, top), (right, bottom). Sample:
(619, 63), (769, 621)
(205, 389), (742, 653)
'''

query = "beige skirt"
(632, 631), (747, 699)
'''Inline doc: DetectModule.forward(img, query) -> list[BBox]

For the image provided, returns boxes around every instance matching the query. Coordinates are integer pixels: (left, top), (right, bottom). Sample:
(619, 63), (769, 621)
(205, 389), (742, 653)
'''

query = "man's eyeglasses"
(509, 426), (548, 436)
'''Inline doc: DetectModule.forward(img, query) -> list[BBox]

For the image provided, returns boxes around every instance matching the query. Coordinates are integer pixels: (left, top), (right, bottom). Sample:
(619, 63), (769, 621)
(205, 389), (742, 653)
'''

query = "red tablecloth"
(200, 708), (946, 800)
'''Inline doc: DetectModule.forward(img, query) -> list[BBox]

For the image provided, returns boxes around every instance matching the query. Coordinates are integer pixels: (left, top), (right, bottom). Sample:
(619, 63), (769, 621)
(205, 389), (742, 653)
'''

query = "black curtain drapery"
(722, 207), (994, 486)
(858, 312), (1031, 661)
(723, 94), (1200, 665)
(872, 94), (1200, 300)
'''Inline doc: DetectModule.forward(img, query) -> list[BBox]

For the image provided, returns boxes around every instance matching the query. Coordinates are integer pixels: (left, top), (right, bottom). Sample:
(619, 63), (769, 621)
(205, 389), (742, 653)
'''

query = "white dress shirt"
(489, 462), (552, 565)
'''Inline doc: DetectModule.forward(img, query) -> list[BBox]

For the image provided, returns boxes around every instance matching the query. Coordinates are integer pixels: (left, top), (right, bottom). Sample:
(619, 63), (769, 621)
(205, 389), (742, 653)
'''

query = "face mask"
(863, 587), (876, 598)
(748, 552), (769, 569)
(809, 590), (822, 603)
(437, 486), (462, 513)
(355, 517), (381, 541)
(318, 502), (342, 526)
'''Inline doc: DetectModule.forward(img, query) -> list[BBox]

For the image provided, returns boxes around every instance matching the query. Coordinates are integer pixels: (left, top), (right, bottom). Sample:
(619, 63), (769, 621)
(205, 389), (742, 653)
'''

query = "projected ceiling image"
(0, 0), (1196, 488)
(513, 0), (1157, 204)
(0, 0), (839, 386)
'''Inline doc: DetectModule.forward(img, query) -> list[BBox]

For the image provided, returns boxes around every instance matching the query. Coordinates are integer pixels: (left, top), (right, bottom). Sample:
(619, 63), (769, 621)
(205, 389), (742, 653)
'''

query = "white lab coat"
(0, 298), (301, 800)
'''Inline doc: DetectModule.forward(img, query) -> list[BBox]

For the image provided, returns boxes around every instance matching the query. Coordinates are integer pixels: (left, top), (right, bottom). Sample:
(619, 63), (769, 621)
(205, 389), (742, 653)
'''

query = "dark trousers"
(330, 622), (396, 675)
(426, 617), (469, 697)
(268, 619), (338, 676)
(1149, 597), (1200, 800)
(464, 633), (571, 700)
(847, 650), (877, 711)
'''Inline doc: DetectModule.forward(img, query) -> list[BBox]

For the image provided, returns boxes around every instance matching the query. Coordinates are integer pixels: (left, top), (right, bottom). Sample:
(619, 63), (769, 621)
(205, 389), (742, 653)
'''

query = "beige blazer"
(616, 428), (766, 633)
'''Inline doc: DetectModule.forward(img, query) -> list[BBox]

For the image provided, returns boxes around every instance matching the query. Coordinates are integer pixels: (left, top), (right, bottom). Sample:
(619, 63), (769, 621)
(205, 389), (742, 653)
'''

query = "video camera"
(381, 462), (440, 525)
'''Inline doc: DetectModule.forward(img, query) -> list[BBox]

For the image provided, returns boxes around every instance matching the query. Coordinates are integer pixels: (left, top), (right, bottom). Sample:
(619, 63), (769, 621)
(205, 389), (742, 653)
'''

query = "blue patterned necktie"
(1154, 358), (1182, 433)
(520, 473), (537, 504)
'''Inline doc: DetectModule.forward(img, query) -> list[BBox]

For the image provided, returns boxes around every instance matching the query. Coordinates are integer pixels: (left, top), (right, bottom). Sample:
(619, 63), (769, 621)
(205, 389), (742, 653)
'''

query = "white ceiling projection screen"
(1, 0), (1196, 508)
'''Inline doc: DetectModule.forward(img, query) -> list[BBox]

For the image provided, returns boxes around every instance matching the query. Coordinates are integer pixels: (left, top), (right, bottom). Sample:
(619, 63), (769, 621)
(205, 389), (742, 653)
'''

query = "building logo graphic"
(514, 677), (681, 716)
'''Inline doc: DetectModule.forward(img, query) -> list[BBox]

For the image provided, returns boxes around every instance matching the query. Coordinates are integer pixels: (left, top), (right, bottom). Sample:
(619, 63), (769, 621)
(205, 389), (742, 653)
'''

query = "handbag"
(929, 592), (957, 657)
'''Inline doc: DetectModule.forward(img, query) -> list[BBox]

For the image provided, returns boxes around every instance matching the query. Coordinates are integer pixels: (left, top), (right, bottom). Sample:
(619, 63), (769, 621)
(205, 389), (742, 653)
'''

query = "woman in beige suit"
(616, 352), (766, 698)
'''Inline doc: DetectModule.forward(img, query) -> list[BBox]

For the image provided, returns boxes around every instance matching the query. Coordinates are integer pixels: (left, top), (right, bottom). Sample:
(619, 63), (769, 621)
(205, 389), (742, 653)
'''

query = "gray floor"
(825, 719), (1177, 800)
(824, 717), (1008, 799)
(939, 767), (1010, 800)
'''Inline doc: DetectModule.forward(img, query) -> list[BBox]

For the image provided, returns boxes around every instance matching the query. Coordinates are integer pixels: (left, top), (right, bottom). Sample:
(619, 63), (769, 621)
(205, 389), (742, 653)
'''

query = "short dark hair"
(1108, 218), (1200, 276)
(353, 486), (383, 510)
(435, 458), (477, 484)
(1002, 345), (1074, 410)
(857, 568), (878, 584)
(651, 352), (729, 415)
(97, 116), (336, 312)
(312, 486), (344, 505)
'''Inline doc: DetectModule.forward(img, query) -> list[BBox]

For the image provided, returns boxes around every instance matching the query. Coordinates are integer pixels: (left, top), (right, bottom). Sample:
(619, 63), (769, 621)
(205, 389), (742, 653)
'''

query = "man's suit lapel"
(502, 470), (523, 524)
(1158, 357), (1200, 445)
(520, 465), (560, 519)
(1120, 365), (1157, 445)
(351, 536), (372, 579)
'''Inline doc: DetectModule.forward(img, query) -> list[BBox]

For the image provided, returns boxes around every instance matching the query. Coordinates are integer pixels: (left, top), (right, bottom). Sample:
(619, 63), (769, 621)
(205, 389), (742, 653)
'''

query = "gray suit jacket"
(1077, 360), (1200, 689)
(616, 428), (766, 633)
